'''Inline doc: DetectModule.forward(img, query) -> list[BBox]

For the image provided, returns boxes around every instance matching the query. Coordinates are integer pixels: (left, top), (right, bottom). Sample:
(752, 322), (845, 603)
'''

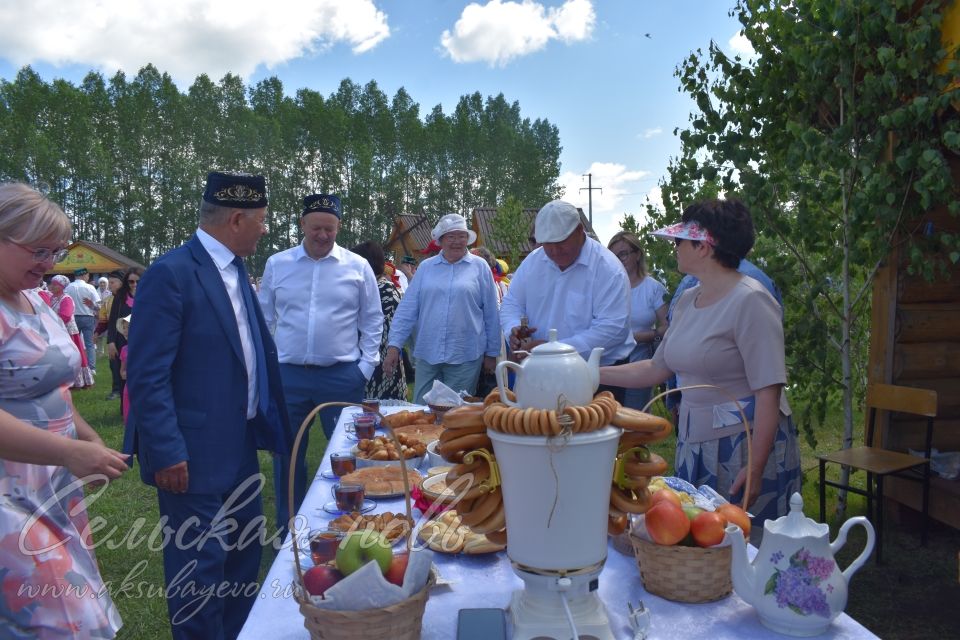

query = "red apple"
(385, 552), (409, 586)
(690, 511), (728, 548)
(303, 565), (343, 597)
(644, 501), (690, 546)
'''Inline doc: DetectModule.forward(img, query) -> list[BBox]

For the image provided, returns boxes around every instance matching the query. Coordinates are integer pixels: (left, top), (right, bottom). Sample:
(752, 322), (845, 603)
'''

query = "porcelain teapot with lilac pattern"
(727, 493), (875, 636)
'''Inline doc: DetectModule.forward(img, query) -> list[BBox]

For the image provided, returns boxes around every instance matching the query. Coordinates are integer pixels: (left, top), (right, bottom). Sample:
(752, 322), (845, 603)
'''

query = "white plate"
(352, 446), (424, 469)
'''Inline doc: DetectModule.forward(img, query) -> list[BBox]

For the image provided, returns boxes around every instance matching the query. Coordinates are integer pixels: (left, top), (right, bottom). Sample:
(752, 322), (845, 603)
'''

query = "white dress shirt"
(500, 238), (635, 365)
(65, 279), (100, 316)
(196, 228), (259, 419)
(258, 243), (383, 378)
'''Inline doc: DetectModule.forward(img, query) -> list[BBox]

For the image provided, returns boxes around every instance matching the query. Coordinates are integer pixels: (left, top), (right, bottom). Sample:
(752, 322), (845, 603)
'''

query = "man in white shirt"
(500, 200), (635, 400)
(65, 267), (100, 372)
(259, 193), (383, 528)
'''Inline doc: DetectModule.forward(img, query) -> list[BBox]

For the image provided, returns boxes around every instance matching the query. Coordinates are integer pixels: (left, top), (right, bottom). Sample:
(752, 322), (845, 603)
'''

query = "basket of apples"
(290, 402), (436, 640)
(629, 482), (753, 604)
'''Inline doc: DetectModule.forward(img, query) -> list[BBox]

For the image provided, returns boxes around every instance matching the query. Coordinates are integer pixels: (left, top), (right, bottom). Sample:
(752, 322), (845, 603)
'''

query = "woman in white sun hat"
(383, 213), (501, 404)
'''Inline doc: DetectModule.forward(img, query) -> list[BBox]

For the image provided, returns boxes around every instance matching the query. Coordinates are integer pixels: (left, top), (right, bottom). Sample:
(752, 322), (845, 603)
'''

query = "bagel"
(585, 402), (605, 428)
(446, 458), (485, 482)
(439, 423), (487, 443)
(443, 405), (486, 430)
(545, 409), (562, 436)
(612, 407), (673, 435)
(595, 390), (615, 402)
(607, 512), (628, 536)
(484, 388), (516, 406)
(469, 500), (507, 534)
(536, 409), (550, 436)
(482, 404), (504, 429)
(437, 432), (492, 458)
(623, 451), (668, 478)
(484, 528), (507, 546)
(609, 485), (651, 514)
(460, 489), (503, 528)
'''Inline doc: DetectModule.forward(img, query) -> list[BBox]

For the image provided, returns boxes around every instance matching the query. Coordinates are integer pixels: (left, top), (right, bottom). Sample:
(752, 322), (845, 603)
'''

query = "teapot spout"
(726, 524), (756, 602)
(587, 347), (603, 392)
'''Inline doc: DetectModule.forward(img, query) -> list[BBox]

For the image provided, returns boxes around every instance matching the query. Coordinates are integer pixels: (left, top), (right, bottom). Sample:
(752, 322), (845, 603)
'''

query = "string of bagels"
(391, 388), (678, 543)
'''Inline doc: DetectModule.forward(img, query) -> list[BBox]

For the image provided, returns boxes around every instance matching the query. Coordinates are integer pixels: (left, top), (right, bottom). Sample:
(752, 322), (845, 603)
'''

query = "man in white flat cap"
(383, 213), (500, 404)
(500, 200), (635, 398)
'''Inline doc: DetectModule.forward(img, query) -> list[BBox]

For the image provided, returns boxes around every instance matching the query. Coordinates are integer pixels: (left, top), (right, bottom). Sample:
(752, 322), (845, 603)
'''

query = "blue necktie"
(233, 256), (270, 416)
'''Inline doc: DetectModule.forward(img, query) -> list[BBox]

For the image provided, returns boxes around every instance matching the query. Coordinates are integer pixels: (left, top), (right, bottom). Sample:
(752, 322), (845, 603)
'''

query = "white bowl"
(425, 440), (446, 468)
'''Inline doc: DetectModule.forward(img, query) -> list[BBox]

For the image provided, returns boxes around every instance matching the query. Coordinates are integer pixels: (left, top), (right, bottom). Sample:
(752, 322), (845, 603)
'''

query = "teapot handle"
(495, 361), (521, 408)
(830, 515), (876, 581)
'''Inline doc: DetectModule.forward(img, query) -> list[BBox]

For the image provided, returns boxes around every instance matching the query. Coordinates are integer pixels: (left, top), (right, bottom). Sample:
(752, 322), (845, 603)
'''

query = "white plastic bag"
(421, 380), (464, 407)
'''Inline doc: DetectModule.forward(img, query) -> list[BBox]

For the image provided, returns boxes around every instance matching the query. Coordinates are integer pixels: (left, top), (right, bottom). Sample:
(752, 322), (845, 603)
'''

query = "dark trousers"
(109, 354), (122, 394)
(274, 361), (366, 534)
(156, 472), (264, 640)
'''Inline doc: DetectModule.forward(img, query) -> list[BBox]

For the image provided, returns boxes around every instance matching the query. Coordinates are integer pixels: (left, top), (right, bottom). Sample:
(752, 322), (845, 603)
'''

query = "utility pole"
(579, 173), (602, 226)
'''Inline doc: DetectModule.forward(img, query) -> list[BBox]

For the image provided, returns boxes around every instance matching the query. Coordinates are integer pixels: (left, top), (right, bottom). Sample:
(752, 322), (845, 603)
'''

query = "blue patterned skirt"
(674, 413), (801, 541)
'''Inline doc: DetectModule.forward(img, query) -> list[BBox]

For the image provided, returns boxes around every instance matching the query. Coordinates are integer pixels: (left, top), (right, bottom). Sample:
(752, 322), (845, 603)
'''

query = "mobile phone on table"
(456, 607), (507, 640)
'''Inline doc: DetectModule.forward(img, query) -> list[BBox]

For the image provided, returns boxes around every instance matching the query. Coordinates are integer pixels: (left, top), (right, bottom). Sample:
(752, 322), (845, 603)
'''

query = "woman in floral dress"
(351, 241), (407, 399)
(0, 182), (127, 638)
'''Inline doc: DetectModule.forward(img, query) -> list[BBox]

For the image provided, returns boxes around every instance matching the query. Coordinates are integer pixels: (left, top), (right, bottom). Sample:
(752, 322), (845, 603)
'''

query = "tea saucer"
(319, 469), (338, 480)
(320, 499), (376, 515)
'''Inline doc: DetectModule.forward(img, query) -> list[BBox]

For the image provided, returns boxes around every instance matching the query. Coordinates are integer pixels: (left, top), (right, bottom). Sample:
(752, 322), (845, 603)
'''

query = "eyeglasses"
(615, 249), (637, 261)
(11, 242), (70, 263)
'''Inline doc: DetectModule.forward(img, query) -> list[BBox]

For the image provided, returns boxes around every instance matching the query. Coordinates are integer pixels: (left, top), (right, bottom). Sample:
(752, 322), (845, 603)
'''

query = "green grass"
(72, 355), (329, 638)
(74, 368), (959, 638)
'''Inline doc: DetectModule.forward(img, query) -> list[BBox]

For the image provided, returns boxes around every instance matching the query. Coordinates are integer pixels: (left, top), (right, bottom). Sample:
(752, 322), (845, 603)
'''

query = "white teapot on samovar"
(727, 493), (875, 637)
(495, 329), (602, 409)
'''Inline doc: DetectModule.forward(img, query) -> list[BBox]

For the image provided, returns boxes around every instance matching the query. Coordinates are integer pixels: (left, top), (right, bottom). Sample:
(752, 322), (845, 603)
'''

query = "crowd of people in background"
(1, 172), (797, 638)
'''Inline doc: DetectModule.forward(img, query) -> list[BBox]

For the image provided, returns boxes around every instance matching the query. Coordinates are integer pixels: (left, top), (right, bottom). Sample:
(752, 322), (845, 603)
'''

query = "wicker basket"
(630, 534), (732, 603)
(298, 569), (437, 640)
(289, 401), (432, 640)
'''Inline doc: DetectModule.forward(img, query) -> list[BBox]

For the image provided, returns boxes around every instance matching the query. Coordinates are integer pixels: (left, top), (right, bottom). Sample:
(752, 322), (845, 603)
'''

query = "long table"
(238, 405), (879, 639)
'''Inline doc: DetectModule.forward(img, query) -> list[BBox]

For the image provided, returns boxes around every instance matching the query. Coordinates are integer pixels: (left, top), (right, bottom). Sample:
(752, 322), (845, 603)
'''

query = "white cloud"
(640, 127), (662, 139)
(441, 0), (595, 67)
(556, 161), (650, 243)
(0, 0), (390, 84)
(728, 30), (755, 58)
(645, 186), (664, 212)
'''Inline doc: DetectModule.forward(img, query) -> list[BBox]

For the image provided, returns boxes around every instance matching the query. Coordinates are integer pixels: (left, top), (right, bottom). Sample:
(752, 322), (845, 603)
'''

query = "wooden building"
(868, 193), (960, 529)
(47, 240), (145, 276)
(383, 214), (433, 264)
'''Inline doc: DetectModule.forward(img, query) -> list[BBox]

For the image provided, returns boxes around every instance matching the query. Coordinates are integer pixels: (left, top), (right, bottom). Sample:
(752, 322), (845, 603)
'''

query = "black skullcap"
(203, 171), (267, 209)
(302, 194), (342, 219)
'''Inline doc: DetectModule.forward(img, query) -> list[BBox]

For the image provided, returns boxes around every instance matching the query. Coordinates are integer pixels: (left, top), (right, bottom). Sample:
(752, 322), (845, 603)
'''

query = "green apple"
(335, 530), (393, 576)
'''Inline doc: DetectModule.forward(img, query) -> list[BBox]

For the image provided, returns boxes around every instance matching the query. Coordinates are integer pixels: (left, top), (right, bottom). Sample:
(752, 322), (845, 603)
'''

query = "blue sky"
(0, 0), (751, 243)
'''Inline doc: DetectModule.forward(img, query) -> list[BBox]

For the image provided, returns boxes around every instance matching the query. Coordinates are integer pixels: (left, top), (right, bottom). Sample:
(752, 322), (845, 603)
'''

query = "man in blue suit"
(125, 171), (290, 640)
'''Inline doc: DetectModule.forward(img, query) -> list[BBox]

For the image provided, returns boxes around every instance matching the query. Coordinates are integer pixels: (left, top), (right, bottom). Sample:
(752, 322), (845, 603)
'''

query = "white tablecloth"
(238, 405), (879, 640)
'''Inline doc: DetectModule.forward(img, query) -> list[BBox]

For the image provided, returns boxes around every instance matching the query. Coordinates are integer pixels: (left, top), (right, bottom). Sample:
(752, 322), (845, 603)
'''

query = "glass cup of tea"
(362, 398), (381, 414)
(329, 451), (357, 477)
(308, 528), (344, 565)
(331, 482), (365, 512)
(353, 416), (377, 440)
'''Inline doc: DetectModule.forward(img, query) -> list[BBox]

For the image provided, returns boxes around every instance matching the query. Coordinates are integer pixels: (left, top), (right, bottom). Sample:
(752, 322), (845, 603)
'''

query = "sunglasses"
(615, 249), (637, 261)
(12, 242), (70, 264)
(127, 278), (140, 284)
(673, 238), (702, 247)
